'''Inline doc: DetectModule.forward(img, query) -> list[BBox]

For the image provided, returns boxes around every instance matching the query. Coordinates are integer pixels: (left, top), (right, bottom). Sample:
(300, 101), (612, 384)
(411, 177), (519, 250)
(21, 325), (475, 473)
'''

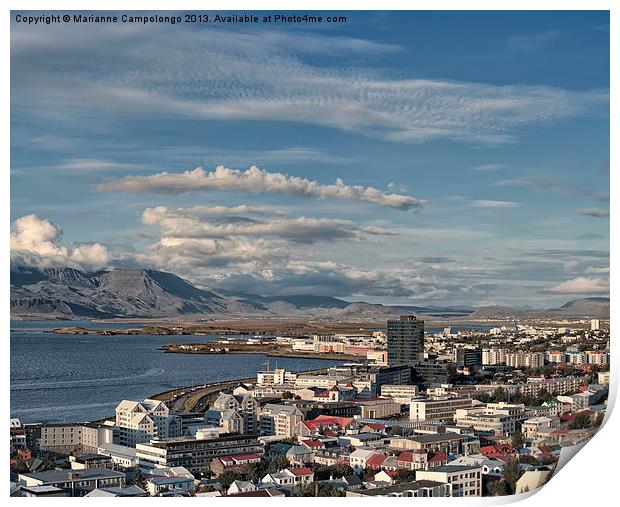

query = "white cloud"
(10, 214), (110, 269)
(142, 205), (392, 244)
(99, 165), (421, 210)
(469, 199), (520, 208)
(11, 23), (608, 144)
(585, 266), (610, 274)
(506, 30), (560, 51)
(548, 276), (609, 294)
(579, 208), (609, 218)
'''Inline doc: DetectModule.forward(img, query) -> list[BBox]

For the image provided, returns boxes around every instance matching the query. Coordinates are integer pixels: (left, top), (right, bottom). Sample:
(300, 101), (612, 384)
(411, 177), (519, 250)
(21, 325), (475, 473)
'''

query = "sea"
(9, 320), (342, 424)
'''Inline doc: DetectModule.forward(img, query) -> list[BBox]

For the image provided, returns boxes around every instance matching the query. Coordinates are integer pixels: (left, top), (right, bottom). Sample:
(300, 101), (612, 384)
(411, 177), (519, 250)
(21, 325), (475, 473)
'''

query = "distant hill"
(466, 297), (610, 320)
(10, 265), (606, 321)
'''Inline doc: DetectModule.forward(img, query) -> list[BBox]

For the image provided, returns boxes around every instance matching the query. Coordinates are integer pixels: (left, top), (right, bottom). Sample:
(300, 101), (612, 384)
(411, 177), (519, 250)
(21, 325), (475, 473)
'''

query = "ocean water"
(10, 321), (341, 423)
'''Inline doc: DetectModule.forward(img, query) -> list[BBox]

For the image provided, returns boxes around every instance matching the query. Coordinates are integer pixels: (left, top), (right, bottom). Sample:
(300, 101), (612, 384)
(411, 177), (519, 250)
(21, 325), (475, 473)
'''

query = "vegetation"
(313, 464), (353, 481)
(568, 411), (592, 430)
(502, 457), (522, 495)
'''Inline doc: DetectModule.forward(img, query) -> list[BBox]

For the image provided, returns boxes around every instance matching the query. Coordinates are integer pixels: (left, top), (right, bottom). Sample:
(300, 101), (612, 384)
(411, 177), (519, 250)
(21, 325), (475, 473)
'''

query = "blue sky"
(10, 11), (610, 307)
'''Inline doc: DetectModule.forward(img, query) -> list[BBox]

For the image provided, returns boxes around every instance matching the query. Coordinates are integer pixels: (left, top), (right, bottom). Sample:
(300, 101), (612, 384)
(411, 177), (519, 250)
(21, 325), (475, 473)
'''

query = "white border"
(3, 1), (616, 505)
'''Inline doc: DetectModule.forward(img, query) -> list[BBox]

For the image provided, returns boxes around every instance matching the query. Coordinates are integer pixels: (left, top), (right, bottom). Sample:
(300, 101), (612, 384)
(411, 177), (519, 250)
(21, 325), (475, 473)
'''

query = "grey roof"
(422, 464), (481, 473)
(406, 432), (464, 443)
(20, 468), (125, 484)
(352, 480), (446, 496)
(85, 486), (146, 497)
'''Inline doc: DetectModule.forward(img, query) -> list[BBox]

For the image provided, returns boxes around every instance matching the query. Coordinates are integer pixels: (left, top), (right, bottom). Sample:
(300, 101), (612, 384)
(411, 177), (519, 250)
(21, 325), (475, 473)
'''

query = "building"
(146, 476), (194, 497)
(505, 351), (545, 369)
(210, 453), (262, 477)
(416, 465), (482, 497)
(115, 399), (182, 447)
(381, 384), (419, 403)
(18, 468), (125, 497)
(454, 349), (482, 369)
(391, 432), (477, 455)
(97, 443), (138, 469)
(522, 416), (561, 439)
(259, 404), (304, 437)
(411, 361), (451, 388)
(455, 403), (526, 436)
(387, 316), (424, 367)
(357, 398), (402, 419)
(205, 408), (243, 434)
(590, 319), (600, 331)
(482, 349), (508, 366)
(346, 480), (451, 497)
(135, 433), (262, 473)
(410, 397), (474, 422)
(212, 392), (259, 434)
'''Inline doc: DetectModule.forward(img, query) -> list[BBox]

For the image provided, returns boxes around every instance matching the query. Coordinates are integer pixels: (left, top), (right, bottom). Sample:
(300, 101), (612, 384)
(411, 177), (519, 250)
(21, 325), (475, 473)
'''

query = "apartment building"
(410, 397), (474, 422)
(18, 468), (125, 497)
(455, 403), (526, 436)
(136, 433), (262, 473)
(381, 384), (419, 403)
(259, 404), (304, 438)
(115, 399), (182, 447)
(417, 465), (482, 497)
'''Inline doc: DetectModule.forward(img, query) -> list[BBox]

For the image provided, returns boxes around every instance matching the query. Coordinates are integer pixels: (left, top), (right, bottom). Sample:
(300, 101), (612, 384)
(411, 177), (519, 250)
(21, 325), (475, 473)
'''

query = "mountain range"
(10, 266), (610, 321)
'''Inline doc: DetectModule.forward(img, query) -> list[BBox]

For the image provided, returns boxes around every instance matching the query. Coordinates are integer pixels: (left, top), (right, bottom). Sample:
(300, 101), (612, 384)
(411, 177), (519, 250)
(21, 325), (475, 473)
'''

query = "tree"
(511, 428), (524, 450)
(492, 387), (508, 403)
(219, 470), (244, 491)
(282, 391), (294, 399)
(568, 411), (592, 430)
(594, 412), (605, 427)
(242, 460), (268, 483)
(502, 457), (522, 495)
(267, 455), (290, 473)
(314, 464), (353, 481)
(129, 466), (147, 490)
(394, 469), (417, 484)
(487, 480), (508, 496)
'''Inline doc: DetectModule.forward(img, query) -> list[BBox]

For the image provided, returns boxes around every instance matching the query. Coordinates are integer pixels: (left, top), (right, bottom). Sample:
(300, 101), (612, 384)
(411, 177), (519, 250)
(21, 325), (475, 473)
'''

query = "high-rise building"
(387, 316), (424, 367)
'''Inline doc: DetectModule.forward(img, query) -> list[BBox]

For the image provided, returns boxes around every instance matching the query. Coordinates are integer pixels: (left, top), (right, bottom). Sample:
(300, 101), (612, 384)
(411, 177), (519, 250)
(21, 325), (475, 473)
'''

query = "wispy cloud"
(11, 23), (608, 145)
(496, 177), (609, 202)
(474, 164), (507, 172)
(506, 30), (560, 51)
(469, 199), (520, 208)
(579, 207), (609, 218)
(98, 165), (422, 210)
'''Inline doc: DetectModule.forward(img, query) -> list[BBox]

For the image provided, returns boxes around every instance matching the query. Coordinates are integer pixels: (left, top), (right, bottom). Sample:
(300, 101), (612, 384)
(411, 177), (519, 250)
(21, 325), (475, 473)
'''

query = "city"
(10, 315), (610, 497)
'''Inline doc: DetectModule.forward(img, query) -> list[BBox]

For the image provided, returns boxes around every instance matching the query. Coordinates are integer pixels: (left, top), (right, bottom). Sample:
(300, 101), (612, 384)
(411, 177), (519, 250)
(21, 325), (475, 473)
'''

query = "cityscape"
(9, 9), (610, 499)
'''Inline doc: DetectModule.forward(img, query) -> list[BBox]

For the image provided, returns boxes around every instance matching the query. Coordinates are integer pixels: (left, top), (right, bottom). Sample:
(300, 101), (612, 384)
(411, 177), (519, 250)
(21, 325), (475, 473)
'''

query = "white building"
(115, 399), (181, 447)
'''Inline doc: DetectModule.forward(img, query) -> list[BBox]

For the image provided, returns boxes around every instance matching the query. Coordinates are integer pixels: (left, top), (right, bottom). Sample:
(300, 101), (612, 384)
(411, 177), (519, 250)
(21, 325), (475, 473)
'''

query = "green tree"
(267, 455), (290, 473)
(218, 470), (244, 491)
(492, 387), (508, 403)
(593, 412), (605, 427)
(281, 391), (294, 399)
(241, 461), (268, 483)
(568, 411), (592, 430)
(502, 457), (522, 494)
(394, 469), (417, 484)
(511, 428), (524, 450)
(487, 480), (508, 496)
(129, 466), (148, 490)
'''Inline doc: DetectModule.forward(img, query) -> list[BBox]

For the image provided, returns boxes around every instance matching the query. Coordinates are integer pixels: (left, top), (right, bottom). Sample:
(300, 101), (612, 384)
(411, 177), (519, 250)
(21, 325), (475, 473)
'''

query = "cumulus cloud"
(548, 276), (609, 294)
(98, 165), (421, 210)
(10, 215), (110, 269)
(142, 205), (394, 244)
(579, 208), (609, 218)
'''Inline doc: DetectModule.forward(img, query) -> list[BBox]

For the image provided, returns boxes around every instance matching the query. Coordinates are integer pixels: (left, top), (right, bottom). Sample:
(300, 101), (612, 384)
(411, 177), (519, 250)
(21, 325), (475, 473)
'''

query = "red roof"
(365, 423), (385, 430)
(366, 454), (387, 468)
(428, 451), (448, 463)
(301, 439), (324, 449)
(288, 467), (313, 477)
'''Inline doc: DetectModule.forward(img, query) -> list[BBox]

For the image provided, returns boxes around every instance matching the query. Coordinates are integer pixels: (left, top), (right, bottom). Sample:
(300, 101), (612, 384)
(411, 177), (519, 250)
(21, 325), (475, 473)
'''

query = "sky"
(10, 11), (610, 308)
